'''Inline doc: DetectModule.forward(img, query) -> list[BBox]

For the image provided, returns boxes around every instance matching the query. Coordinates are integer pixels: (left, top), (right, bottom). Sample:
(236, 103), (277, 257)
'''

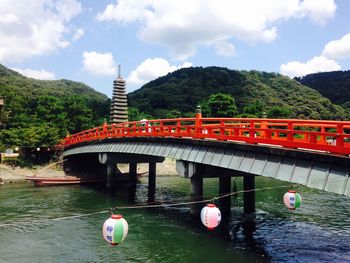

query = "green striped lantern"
(103, 214), (128, 246)
(283, 190), (302, 210)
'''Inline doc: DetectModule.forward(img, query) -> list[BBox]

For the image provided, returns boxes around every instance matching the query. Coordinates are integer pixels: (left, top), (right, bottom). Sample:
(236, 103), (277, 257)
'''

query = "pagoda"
(110, 65), (128, 124)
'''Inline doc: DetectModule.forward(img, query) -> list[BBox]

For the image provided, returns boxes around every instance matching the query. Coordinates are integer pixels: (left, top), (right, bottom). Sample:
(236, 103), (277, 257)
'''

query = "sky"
(1, 0), (350, 97)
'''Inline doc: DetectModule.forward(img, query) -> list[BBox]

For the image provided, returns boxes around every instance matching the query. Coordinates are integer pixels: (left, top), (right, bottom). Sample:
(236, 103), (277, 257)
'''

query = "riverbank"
(0, 163), (64, 183)
(0, 158), (178, 184)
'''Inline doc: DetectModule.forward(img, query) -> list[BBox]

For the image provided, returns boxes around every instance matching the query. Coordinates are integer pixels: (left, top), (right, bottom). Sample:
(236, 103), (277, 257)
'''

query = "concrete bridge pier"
(106, 164), (115, 189)
(128, 162), (138, 201)
(243, 175), (255, 213)
(190, 174), (203, 218)
(219, 176), (231, 217)
(129, 162), (138, 185)
(176, 161), (234, 218)
(148, 162), (156, 202)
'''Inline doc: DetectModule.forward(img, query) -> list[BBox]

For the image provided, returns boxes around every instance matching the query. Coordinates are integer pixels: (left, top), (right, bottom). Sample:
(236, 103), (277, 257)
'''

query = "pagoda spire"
(110, 65), (128, 124)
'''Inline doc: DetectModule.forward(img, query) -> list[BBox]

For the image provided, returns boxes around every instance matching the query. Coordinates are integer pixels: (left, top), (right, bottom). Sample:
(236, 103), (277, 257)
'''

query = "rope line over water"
(0, 184), (295, 228)
(1, 172), (348, 229)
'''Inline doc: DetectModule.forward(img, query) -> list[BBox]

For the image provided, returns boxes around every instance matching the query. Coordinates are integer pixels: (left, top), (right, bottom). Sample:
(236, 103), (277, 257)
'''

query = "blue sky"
(1, 0), (350, 97)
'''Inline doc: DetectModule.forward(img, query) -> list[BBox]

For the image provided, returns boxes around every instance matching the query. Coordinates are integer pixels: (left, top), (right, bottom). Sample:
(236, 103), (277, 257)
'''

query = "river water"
(0, 176), (350, 263)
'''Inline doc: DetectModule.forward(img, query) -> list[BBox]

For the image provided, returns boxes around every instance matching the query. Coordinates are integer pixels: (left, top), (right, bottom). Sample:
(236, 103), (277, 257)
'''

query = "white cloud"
(0, 14), (20, 24)
(322, 33), (350, 59)
(300, 0), (336, 24)
(214, 41), (235, 57)
(97, 0), (336, 60)
(12, 68), (56, 80)
(73, 28), (84, 41)
(0, 0), (82, 63)
(82, 51), (117, 76)
(280, 56), (341, 78)
(127, 58), (192, 86)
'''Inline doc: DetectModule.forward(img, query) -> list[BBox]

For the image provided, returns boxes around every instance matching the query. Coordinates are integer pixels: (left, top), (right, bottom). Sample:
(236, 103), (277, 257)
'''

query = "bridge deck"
(61, 117), (350, 156)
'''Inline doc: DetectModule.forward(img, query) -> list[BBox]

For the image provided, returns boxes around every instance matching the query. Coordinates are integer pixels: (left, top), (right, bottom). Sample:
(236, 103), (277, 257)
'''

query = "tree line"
(128, 67), (349, 120)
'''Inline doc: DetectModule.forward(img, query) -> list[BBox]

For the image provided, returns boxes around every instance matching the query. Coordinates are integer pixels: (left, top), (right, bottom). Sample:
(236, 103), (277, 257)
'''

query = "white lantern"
(283, 190), (302, 210)
(102, 214), (128, 246)
(200, 204), (221, 230)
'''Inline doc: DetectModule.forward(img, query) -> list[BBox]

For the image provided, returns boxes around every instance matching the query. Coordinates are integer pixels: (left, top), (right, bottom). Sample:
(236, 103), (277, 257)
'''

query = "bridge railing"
(61, 117), (350, 155)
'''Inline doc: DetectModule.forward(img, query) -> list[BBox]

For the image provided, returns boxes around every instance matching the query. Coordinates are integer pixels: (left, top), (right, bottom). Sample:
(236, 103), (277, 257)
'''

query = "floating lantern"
(200, 204), (221, 230)
(102, 214), (128, 246)
(283, 190), (302, 210)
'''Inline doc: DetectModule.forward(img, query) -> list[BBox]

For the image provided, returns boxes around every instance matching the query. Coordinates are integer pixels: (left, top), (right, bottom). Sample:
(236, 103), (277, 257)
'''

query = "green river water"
(0, 176), (350, 262)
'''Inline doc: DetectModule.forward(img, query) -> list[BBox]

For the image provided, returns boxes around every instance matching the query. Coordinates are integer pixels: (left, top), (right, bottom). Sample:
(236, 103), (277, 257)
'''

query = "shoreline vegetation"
(0, 158), (177, 184)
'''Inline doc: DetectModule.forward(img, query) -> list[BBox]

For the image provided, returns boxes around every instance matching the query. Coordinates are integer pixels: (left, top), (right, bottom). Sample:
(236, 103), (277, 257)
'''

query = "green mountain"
(295, 70), (350, 112)
(0, 64), (110, 153)
(129, 66), (348, 120)
(0, 64), (109, 114)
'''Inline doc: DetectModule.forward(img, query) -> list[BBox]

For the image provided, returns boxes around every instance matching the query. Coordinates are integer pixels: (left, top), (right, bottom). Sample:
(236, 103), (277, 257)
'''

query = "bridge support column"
(129, 163), (137, 183)
(219, 176), (231, 217)
(128, 163), (138, 202)
(106, 164), (114, 189)
(243, 175), (255, 213)
(190, 175), (203, 218)
(148, 162), (156, 202)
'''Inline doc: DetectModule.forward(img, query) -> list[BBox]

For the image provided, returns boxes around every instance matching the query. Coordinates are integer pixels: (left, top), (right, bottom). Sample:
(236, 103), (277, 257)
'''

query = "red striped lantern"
(200, 204), (221, 230)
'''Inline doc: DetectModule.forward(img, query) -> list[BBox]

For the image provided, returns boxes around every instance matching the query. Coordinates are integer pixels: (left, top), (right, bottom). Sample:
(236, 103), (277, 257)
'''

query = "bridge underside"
(63, 137), (350, 197)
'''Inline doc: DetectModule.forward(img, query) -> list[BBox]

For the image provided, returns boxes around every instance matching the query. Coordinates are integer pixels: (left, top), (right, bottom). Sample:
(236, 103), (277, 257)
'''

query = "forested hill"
(0, 64), (108, 106)
(0, 64), (110, 153)
(129, 66), (348, 120)
(295, 70), (350, 112)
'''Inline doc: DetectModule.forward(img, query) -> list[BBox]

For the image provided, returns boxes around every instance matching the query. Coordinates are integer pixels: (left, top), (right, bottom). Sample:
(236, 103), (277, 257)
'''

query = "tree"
(207, 93), (237, 117)
(35, 95), (67, 133)
(128, 107), (153, 121)
(166, 109), (181, 119)
(64, 96), (94, 133)
(267, 106), (292, 118)
(243, 100), (265, 117)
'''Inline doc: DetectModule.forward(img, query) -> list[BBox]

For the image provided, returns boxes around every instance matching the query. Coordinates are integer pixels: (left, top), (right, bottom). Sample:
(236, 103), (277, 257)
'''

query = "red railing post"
(195, 105), (202, 138)
(261, 119), (267, 139)
(336, 123), (344, 147)
(287, 121), (293, 142)
(160, 121), (164, 137)
(309, 133), (317, 144)
(220, 119), (225, 139)
(319, 126), (326, 144)
(102, 118), (108, 138)
(176, 119), (181, 135)
(249, 120), (255, 138)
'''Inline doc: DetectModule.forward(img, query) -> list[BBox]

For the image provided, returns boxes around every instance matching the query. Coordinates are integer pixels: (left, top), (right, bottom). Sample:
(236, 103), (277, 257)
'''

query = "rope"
(0, 184), (294, 228)
(31, 161), (62, 177)
(0, 211), (108, 228)
(0, 175), (347, 228)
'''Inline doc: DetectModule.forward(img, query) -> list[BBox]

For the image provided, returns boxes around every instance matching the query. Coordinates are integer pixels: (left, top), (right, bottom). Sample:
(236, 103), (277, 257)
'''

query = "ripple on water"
(0, 177), (350, 262)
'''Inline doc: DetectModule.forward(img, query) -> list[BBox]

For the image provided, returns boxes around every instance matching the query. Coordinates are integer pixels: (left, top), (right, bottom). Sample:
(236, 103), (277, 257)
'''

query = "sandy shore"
(0, 163), (64, 183)
(0, 158), (178, 184)
(117, 158), (177, 177)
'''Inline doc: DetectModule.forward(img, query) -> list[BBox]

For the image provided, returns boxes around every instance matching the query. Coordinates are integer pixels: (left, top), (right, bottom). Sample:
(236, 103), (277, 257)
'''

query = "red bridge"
(62, 114), (350, 156)
(61, 113), (350, 215)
